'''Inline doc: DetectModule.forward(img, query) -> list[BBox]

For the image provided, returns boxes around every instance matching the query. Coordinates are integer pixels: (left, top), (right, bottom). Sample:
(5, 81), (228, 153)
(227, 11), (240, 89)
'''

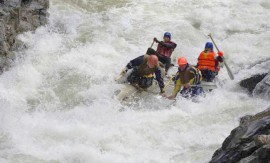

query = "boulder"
(210, 108), (270, 163)
(239, 73), (268, 94)
(253, 74), (270, 99)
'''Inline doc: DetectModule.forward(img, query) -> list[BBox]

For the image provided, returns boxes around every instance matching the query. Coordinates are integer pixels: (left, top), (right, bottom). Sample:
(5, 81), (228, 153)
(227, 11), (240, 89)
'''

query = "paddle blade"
(146, 48), (156, 55)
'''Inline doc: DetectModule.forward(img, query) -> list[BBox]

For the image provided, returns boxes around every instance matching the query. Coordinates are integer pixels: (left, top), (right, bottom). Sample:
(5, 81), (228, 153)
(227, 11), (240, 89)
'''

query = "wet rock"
(0, 0), (49, 73)
(239, 145), (270, 163)
(253, 74), (270, 99)
(239, 73), (268, 94)
(240, 115), (253, 126)
(210, 108), (270, 163)
(255, 135), (270, 145)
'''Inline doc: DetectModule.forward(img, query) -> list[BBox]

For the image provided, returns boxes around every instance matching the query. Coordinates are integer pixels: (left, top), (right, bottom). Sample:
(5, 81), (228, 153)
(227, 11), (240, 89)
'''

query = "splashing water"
(0, 0), (270, 162)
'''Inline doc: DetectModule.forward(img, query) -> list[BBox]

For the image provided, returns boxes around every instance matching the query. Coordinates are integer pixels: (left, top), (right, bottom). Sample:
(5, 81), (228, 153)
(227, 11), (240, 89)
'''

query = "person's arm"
(166, 77), (181, 100)
(154, 68), (165, 93)
(173, 78), (182, 97)
(121, 55), (144, 75)
(121, 55), (144, 74)
(217, 51), (224, 62)
(166, 69), (196, 99)
(154, 38), (177, 49)
(159, 41), (177, 49)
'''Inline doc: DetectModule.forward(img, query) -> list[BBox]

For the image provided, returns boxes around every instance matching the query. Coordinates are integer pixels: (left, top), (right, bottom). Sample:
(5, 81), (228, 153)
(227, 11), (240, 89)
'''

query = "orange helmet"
(178, 57), (188, 66)
(148, 55), (158, 67)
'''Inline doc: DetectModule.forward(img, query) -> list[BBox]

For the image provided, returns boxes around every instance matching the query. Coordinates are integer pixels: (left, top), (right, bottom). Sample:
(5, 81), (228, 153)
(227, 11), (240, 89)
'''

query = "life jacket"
(136, 55), (159, 78)
(190, 66), (202, 85)
(175, 65), (202, 85)
(197, 51), (216, 72)
(156, 41), (176, 58)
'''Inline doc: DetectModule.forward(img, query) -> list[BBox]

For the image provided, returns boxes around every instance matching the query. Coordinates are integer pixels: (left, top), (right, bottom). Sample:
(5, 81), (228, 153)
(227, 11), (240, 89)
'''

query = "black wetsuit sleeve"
(126, 55), (144, 69)
(216, 56), (223, 62)
(155, 68), (165, 90)
(159, 41), (177, 49)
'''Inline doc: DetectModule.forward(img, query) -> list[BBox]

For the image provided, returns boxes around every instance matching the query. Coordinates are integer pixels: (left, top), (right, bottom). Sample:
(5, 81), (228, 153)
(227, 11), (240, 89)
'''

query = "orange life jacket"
(197, 51), (216, 72)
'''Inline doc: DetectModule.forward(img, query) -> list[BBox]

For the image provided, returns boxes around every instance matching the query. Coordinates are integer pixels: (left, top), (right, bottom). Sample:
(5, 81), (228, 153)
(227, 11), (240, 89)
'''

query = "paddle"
(146, 40), (156, 55)
(208, 34), (234, 80)
(150, 40), (155, 48)
(164, 77), (173, 90)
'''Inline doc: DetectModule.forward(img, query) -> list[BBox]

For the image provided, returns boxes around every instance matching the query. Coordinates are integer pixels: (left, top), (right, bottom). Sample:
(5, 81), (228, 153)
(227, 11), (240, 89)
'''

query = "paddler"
(196, 42), (224, 82)
(163, 57), (203, 99)
(150, 32), (177, 73)
(120, 54), (165, 94)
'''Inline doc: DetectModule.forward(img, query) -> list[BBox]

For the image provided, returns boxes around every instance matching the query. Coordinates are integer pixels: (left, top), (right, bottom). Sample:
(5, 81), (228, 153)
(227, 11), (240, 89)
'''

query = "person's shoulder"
(143, 54), (149, 58)
(188, 66), (198, 72)
(155, 64), (162, 70)
(209, 51), (216, 55)
(139, 55), (147, 63)
(169, 41), (177, 45)
(132, 55), (146, 63)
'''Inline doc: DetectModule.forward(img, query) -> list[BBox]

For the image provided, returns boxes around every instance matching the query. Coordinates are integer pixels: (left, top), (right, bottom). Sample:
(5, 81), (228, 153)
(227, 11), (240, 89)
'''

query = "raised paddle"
(150, 40), (155, 48)
(146, 40), (156, 55)
(208, 34), (234, 80)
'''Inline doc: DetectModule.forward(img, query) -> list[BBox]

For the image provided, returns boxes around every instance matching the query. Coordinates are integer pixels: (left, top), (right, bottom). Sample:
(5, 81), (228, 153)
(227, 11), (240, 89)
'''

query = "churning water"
(0, 0), (270, 162)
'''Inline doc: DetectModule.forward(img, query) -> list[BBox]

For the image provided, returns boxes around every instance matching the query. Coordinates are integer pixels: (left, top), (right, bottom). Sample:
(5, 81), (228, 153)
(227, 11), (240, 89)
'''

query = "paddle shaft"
(208, 34), (220, 51)
(164, 77), (173, 89)
(208, 34), (234, 80)
(150, 40), (155, 48)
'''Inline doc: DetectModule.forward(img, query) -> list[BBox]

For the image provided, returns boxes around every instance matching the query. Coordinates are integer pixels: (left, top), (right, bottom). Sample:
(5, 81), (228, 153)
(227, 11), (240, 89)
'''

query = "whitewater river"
(1, 0), (270, 162)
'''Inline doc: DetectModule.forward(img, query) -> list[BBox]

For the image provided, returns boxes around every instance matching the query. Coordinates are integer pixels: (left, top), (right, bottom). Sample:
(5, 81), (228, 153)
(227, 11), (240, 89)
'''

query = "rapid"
(0, 0), (270, 162)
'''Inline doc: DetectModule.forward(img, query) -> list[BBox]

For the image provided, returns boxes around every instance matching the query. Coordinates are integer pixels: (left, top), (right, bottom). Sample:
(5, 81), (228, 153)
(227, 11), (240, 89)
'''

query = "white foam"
(0, 0), (269, 162)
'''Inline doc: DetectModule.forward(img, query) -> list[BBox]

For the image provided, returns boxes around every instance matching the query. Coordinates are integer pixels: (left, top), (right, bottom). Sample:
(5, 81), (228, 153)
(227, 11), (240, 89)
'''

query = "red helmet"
(148, 55), (158, 67)
(178, 57), (188, 66)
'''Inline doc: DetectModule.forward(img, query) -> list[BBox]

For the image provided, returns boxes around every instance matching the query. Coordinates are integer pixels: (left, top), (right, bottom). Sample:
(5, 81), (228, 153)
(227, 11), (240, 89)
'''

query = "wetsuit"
(125, 55), (165, 93)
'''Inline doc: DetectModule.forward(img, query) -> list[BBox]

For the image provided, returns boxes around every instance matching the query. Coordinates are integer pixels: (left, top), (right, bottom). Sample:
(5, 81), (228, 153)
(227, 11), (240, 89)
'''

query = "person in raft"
(153, 32), (177, 73)
(163, 57), (203, 99)
(197, 42), (224, 82)
(120, 54), (165, 94)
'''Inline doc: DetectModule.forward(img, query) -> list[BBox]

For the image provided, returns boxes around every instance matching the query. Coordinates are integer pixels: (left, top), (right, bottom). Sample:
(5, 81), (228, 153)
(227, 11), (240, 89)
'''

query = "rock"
(4, 0), (21, 7)
(0, 0), (49, 73)
(255, 135), (270, 145)
(239, 145), (270, 163)
(240, 115), (253, 126)
(253, 74), (270, 99)
(210, 108), (270, 163)
(239, 73), (268, 94)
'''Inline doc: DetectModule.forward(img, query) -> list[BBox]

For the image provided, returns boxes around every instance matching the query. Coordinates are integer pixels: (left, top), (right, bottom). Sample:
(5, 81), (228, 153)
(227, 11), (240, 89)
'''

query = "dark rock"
(257, 145), (270, 162)
(210, 109), (270, 163)
(240, 74), (268, 94)
(0, 0), (49, 73)
(239, 155), (258, 163)
(240, 115), (253, 126)
(239, 145), (270, 163)
(253, 74), (270, 99)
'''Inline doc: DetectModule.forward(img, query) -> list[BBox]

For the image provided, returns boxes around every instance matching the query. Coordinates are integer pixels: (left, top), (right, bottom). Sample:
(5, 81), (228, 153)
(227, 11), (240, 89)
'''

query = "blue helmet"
(205, 42), (213, 50)
(164, 32), (171, 39)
